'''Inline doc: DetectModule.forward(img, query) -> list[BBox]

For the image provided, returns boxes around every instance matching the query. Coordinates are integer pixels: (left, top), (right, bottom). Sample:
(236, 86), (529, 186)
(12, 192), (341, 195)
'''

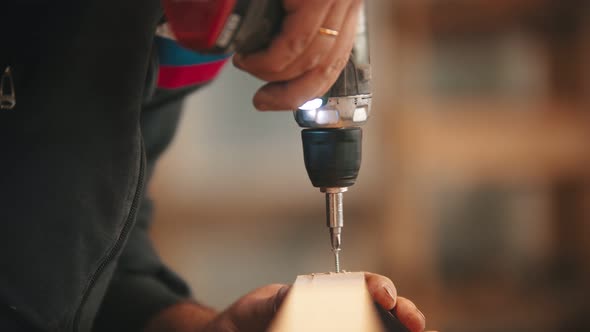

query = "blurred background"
(150, 0), (590, 331)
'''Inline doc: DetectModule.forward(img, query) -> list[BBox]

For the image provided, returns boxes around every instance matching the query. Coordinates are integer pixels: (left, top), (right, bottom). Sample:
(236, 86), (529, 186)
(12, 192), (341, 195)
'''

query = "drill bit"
(333, 248), (341, 273)
(325, 190), (345, 273)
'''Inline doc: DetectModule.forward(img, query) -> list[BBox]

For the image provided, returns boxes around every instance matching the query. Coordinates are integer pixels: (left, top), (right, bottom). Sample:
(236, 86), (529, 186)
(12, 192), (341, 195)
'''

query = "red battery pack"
(162, 0), (237, 52)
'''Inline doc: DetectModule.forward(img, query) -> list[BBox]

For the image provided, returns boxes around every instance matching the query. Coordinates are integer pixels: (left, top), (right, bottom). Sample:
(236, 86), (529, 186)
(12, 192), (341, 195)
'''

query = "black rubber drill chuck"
(301, 128), (362, 189)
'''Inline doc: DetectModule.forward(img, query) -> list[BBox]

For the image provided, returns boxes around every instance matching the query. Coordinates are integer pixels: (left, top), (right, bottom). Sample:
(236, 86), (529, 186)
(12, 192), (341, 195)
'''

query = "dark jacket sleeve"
(93, 87), (201, 332)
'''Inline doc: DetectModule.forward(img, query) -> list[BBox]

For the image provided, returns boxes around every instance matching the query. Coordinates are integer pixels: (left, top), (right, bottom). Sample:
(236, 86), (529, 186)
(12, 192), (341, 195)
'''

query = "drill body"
(162, 0), (372, 272)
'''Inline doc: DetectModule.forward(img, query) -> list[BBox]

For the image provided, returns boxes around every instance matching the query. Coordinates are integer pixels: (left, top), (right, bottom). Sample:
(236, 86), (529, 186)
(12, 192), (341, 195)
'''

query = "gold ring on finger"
(319, 27), (339, 37)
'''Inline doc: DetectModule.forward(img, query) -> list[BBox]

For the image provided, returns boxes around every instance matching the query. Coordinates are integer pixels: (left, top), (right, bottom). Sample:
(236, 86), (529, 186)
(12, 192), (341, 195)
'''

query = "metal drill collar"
(293, 94), (372, 128)
(321, 187), (349, 194)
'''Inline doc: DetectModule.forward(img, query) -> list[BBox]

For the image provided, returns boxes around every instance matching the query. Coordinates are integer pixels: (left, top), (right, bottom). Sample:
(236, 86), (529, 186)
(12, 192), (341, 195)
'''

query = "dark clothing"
(1, 2), (196, 331)
(92, 89), (198, 332)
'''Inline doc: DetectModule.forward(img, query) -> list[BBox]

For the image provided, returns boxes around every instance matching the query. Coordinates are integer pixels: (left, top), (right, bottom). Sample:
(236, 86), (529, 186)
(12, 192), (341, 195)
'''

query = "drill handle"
(232, 0), (284, 54)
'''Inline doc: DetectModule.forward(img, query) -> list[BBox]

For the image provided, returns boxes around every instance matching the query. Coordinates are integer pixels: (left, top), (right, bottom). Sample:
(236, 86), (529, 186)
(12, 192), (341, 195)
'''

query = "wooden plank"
(268, 272), (385, 332)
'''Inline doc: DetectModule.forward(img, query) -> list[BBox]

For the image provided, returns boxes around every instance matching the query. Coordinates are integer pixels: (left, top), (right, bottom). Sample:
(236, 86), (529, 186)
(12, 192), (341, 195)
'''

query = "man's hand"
(233, 0), (363, 111)
(201, 272), (432, 332)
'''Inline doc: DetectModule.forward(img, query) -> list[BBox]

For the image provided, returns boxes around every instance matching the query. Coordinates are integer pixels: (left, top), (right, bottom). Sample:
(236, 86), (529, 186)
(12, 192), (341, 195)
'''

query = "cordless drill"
(161, 0), (371, 273)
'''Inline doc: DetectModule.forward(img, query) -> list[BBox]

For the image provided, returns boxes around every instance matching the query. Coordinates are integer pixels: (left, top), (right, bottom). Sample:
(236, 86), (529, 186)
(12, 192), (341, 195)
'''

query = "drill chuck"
(301, 128), (362, 189)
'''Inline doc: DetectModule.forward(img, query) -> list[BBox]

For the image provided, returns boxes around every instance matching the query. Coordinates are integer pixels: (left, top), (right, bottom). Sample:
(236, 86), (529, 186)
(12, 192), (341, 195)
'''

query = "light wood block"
(268, 272), (385, 332)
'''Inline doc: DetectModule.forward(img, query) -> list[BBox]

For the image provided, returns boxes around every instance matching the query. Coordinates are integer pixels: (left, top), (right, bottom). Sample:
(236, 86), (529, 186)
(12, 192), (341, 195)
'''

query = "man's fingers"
(239, 1), (350, 83)
(365, 273), (429, 332)
(252, 284), (290, 319)
(253, 1), (361, 110)
(273, 285), (291, 313)
(393, 296), (426, 332)
(286, 0), (349, 75)
(234, 0), (333, 74)
(365, 272), (397, 311)
(252, 49), (347, 110)
(230, 284), (289, 331)
(314, 0), (361, 97)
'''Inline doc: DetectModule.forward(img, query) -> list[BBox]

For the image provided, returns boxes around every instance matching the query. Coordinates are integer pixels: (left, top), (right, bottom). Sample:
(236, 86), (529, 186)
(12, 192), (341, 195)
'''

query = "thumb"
(271, 285), (291, 314)
(274, 285), (291, 314)
(230, 284), (291, 331)
(256, 284), (290, 320)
